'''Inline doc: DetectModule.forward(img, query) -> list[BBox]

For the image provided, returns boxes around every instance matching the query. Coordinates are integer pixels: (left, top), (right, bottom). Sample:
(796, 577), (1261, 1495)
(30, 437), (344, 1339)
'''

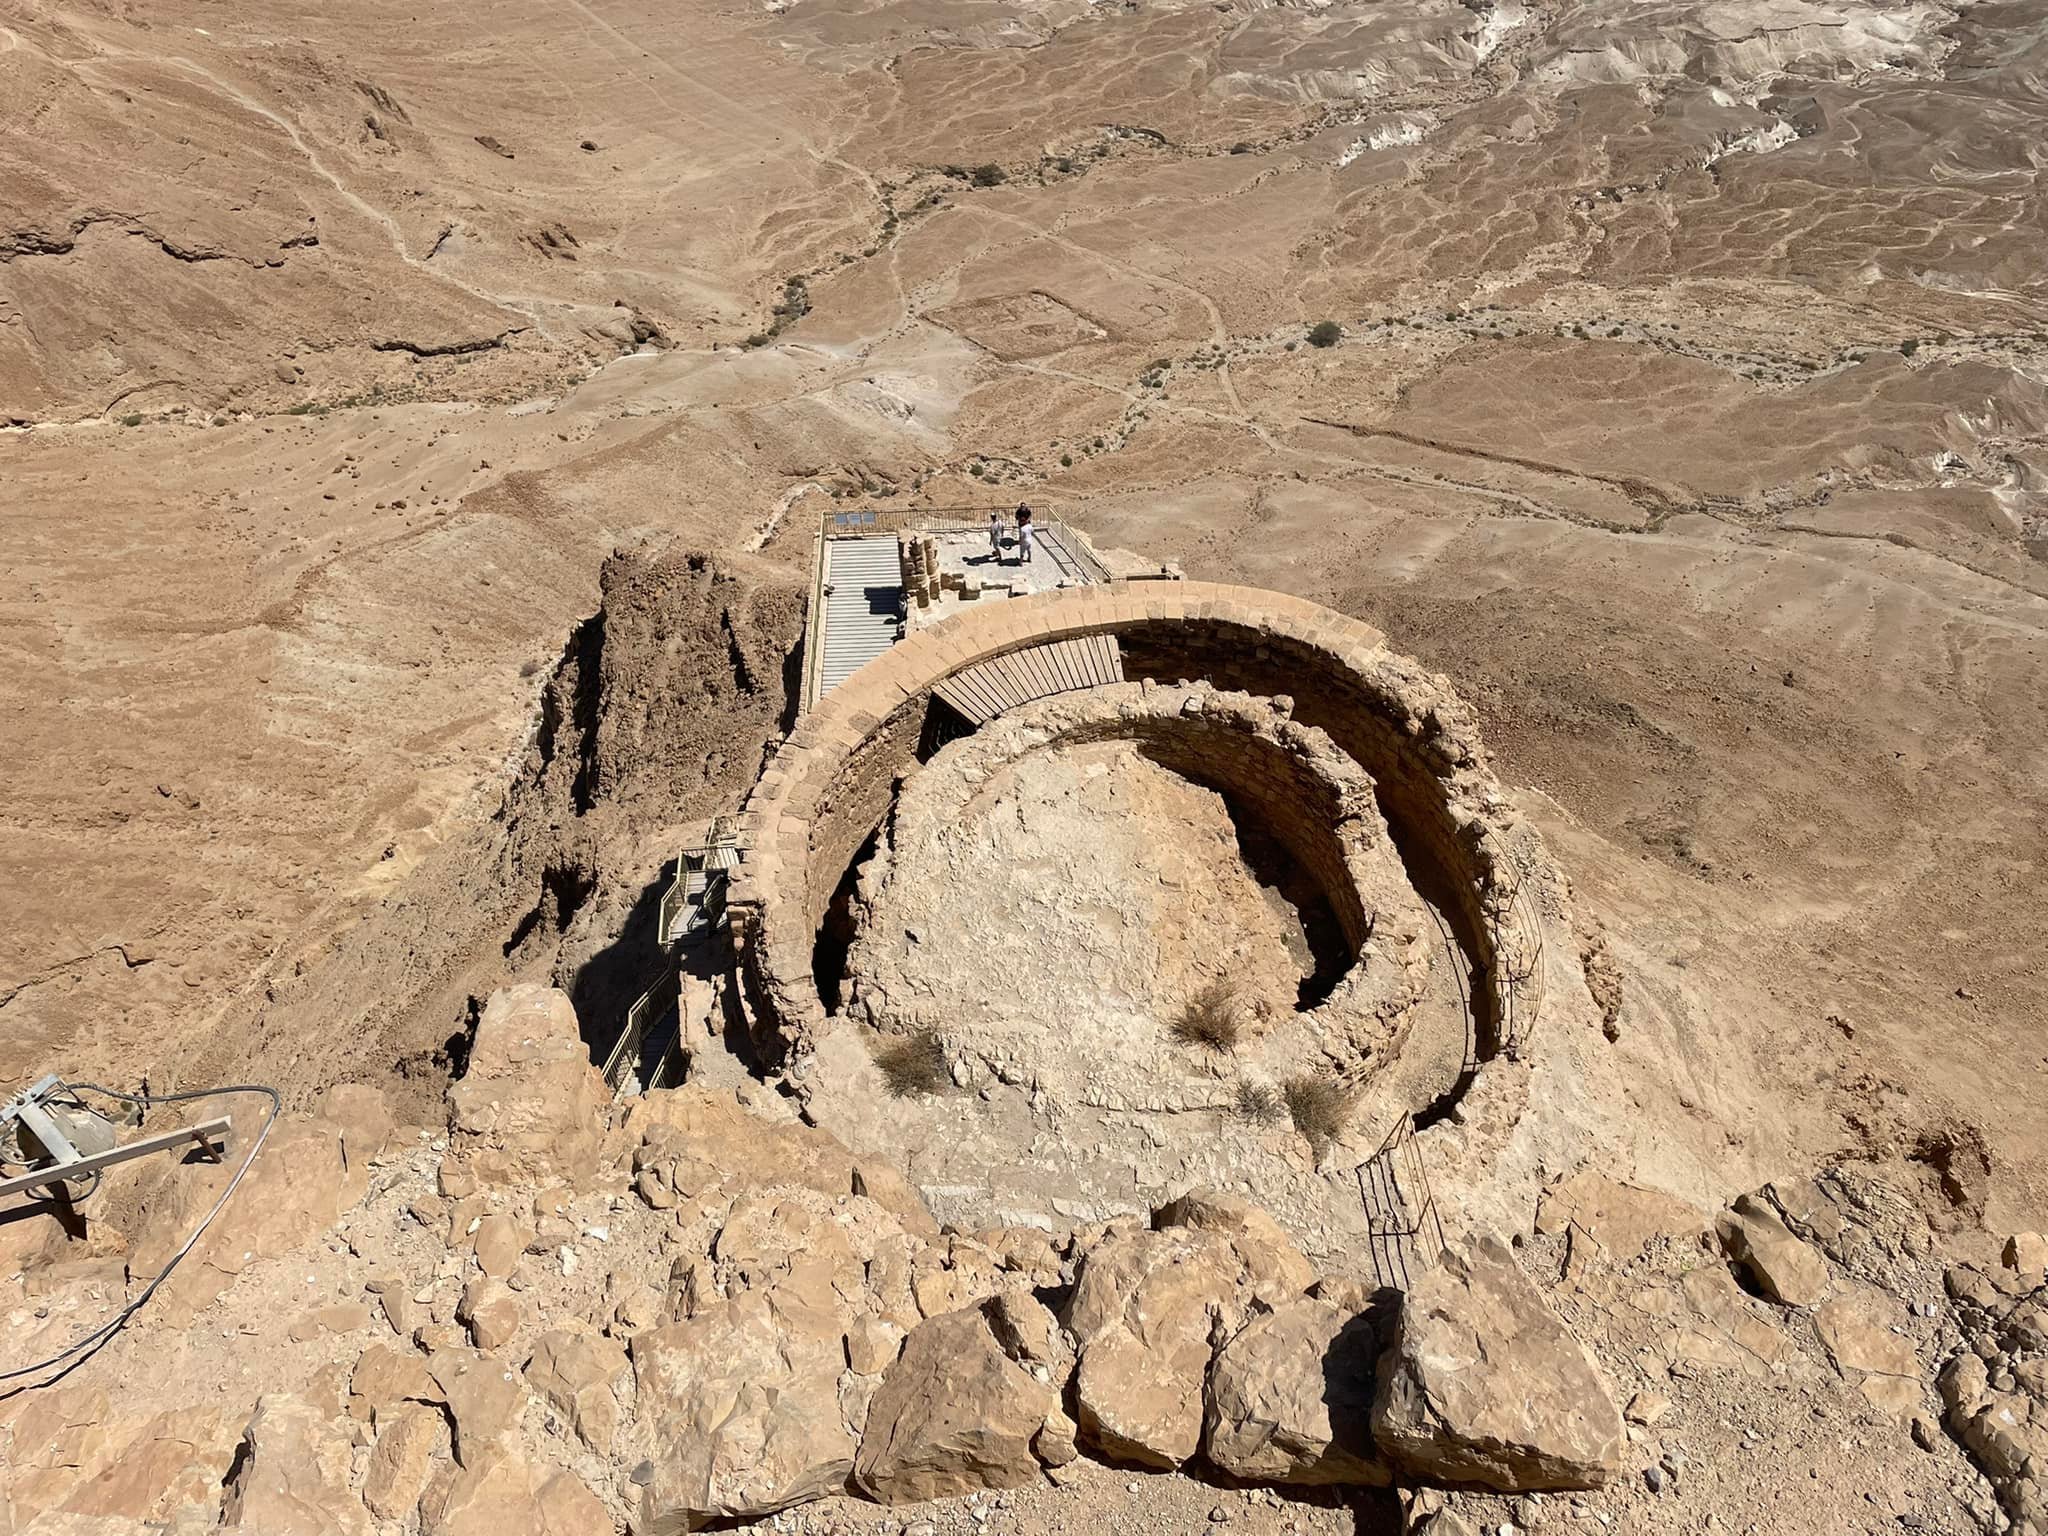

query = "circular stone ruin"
(727, 581), (1558, 1249)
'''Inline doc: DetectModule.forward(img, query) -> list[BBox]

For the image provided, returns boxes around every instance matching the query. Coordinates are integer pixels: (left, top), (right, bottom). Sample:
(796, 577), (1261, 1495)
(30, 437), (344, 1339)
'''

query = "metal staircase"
(1355, 1117), (1447, 1291)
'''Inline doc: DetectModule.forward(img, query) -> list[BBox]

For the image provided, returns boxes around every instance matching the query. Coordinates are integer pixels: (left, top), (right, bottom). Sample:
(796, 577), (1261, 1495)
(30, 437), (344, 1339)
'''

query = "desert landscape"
(2, 0), (2046, 1530)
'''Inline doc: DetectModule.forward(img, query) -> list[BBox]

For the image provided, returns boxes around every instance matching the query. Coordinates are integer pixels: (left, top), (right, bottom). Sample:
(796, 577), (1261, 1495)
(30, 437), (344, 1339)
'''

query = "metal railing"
(601, 967), (682, 1093)
(1483, 831), (1549, 1060)
(1356, 1115), (1447, 1291)
(821, 502), (1082, 538)
(657, 818), (742, 946)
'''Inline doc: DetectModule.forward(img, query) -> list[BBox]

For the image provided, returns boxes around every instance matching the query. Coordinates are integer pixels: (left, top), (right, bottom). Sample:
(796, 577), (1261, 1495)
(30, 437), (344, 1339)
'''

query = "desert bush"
(1233, 1079), (1285, 1124)
(874, 1028), (950, 1098)
(971, 163), (1006, 187)
(1307, 320), (1342, 348)
(1284, 1072), (1356, 1157)
(1170, 983), (1246, 1052)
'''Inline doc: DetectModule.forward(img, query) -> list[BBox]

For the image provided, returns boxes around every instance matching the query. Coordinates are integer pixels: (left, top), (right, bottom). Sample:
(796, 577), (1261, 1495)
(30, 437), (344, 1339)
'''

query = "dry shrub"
(1170, 983), (1246, 1053)
(1284, 1073), (1357, 1158)
(873, 1028), (949, 1098)
(1233, 1079), (1285, 1124)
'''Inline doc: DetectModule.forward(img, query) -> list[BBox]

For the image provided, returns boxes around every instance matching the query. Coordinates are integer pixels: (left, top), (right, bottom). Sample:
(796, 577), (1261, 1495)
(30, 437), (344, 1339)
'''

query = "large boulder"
(1063, 1228), (1259, 1468)
(1154, 1189), (1317, 1301)
(628, 1282), (855, 1530)
(1532, 1171), (1705, 1263)
(1204, 1298), (1390, 1486)
(1716, 1194), (1830, 1307)
(446, 985), (609, 1188)
(623, 1086), (935, 1235)
(219, 1395), (373, 1536)
(524, 1331), (630, 1454)
(421, 1455), (613, 1536)
(1371, 1235), (1623, 1491)
(854, 1299), (1065, 1502)
(1, 1396), (239, 1531)
(126, 1120), (354, 1323)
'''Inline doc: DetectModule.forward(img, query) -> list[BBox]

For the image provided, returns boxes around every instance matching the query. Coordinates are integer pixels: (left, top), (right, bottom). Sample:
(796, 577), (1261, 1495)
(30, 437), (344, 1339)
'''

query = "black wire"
(0, 1080), (280, 1385)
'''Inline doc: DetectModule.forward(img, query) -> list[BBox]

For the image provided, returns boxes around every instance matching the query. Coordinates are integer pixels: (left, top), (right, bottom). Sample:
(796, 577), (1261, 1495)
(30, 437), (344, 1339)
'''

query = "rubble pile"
(3, 984), (2037, 1536)
(0, 985), (1626, 1535)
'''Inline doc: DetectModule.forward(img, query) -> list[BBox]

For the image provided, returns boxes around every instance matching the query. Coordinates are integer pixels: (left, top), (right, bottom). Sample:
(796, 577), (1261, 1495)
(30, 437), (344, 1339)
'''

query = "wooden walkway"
(931, 634), (1125, 725)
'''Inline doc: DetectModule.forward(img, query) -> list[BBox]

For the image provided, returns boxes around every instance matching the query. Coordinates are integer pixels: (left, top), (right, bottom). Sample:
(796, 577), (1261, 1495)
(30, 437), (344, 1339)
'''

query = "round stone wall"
(840, 682), (1436, 1085)
(728, 580), (1548, 1075)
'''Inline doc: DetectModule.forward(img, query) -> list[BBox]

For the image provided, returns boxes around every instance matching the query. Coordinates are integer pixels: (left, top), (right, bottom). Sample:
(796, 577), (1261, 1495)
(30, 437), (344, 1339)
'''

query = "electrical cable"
(0, 1079), (280, 1384)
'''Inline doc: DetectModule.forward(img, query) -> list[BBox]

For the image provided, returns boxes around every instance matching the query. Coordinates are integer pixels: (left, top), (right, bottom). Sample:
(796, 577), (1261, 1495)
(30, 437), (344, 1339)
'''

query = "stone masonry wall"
(728, 581), (1543, 1065)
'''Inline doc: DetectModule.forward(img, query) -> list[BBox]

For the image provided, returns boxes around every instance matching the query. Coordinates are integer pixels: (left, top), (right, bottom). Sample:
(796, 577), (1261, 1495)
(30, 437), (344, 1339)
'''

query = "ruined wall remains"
(841, 683), (1434, 1080)
(728, 581), (1546, 1069)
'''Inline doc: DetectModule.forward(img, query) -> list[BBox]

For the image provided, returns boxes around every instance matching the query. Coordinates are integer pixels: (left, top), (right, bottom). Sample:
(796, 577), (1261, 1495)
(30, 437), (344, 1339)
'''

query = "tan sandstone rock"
(1371, 1235), (1623, 1491)
(423, 1454), (613, 1536)
(458, 1277), (526, 1351)
(316, 1082), (399, 1205)
(1155, 1188), (1317, 1301)
(473, 1214), (528, 1279)
(1533, 1170), (1705, 1263)
(128, 1120), (353, 1323)
(629, 1283), (855, 1528)
(1815, 1290), (1921, 1413)
(620, 1084), (934, 1233)
(446, 984), (609, 1187)
(30, 1406), (239, 1529)
(524, 1330), (630, 1454)
(219, 1394), (373, 1536)
(362, 1404), (444, 1522)
(348, 1342), (439, 1421)
(2006, 1232), (2048, 1280)
(1716, 1193), (1830, 1308)
(1064, 1227), (1258, 1468)
(1204, 1298), (1390, 1486)
(426, 1348), (528, 1467)
(854, 1300), (1064, 1502)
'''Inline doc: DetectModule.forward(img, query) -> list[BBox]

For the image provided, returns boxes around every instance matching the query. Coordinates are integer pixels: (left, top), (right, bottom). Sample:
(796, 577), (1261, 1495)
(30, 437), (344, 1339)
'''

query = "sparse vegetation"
(971, 163), (1007, 187)
(1060, 453), (1073, 468)
(119, 414), (143, 427)
(1233, 1079), (1286, 1124)
(1283, 1072), (1356, 1157)
(873, 1028), (950, 1098)
(1307, 320), (1342, 348)
(1169, 982), (1246, 1053)
(1901, 337), (1920, 357)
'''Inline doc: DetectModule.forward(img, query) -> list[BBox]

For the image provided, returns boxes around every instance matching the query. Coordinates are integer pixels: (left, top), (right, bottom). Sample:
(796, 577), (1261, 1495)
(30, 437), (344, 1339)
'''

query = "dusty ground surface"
(4, 0), (2047, 1528)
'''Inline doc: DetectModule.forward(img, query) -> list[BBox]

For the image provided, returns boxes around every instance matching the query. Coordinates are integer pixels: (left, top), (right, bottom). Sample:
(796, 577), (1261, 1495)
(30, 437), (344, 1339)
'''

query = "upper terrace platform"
(798, 507), (1115, 713)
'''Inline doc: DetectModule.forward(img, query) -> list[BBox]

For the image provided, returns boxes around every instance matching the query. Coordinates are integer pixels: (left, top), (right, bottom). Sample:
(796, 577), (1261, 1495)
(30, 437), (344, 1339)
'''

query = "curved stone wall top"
(728, 579), (1541, 1057)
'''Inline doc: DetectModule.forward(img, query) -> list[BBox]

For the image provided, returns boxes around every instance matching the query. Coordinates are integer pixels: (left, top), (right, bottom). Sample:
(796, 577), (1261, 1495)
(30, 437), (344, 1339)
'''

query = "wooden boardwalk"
(931, 634), (1125, 725)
